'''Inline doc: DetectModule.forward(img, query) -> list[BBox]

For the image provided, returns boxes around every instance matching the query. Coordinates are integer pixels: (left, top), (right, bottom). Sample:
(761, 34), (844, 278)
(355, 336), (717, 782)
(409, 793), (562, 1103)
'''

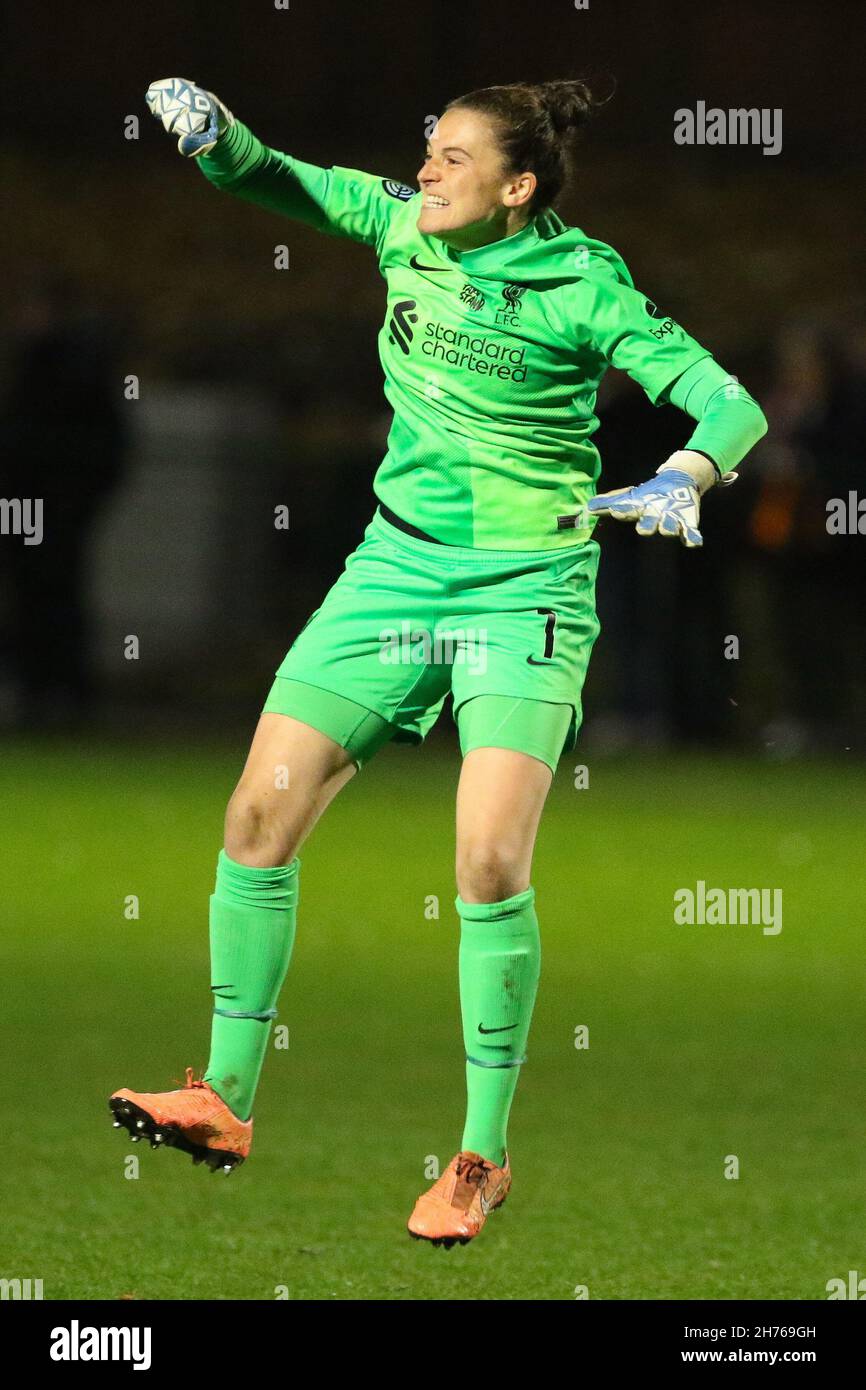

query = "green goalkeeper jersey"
(200, 121), (718, 550)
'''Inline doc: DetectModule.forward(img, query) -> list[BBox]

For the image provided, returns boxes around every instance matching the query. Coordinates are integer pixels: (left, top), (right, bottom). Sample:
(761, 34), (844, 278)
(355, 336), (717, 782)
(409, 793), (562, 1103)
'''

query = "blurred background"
(2, 0), (866, 1304)
(1, 0), (863, 751)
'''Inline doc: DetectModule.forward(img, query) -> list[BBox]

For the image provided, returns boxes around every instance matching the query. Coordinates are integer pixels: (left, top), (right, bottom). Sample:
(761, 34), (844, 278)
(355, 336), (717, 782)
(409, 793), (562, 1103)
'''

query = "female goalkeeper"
(111, 76), (767, 1246)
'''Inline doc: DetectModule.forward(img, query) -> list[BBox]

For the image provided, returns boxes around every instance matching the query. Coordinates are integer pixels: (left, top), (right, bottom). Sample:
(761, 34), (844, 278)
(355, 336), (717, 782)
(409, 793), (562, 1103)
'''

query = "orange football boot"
(408, 1150), (511, 1246)
(109, 1068), (251, 1173)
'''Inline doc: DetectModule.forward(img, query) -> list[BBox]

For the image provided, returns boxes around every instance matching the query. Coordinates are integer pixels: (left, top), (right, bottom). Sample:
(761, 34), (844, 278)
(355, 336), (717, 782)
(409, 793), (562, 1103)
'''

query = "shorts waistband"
(372, 506), (594, 566)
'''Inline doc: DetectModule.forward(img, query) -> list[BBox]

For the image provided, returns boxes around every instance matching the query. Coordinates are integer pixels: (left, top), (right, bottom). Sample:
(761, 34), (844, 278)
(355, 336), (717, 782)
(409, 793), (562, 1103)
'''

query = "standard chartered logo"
(388, 299), (419, 355)
(422, 322), (527, 381)
(387, 300), (529, 381)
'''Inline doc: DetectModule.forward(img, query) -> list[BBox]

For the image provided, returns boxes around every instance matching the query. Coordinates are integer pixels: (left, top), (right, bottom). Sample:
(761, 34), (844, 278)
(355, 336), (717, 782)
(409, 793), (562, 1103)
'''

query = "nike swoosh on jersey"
(409, 255), (453, 273)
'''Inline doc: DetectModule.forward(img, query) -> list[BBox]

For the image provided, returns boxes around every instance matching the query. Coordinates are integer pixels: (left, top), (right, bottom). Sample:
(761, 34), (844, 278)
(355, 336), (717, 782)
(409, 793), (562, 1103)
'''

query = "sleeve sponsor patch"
(382, 178), (416, 201)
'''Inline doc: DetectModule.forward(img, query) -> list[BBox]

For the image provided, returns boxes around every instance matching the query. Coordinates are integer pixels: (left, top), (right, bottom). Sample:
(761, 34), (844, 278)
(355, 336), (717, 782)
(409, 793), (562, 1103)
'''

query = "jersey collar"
(440, 217), (542, 276)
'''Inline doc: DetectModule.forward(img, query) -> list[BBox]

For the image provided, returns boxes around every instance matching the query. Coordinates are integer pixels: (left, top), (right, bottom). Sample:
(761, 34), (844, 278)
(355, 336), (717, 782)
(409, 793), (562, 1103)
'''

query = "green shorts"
(263, 507), (601, 773)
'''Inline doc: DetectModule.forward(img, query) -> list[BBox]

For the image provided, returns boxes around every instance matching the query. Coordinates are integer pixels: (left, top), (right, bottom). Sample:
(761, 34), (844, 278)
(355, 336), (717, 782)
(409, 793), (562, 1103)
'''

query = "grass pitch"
(1, 735), (862, 1300)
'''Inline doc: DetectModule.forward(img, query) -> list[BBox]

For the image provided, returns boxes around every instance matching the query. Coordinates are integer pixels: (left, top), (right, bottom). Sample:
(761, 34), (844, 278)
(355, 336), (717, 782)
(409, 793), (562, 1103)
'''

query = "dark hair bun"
(537, 79), (598, 135)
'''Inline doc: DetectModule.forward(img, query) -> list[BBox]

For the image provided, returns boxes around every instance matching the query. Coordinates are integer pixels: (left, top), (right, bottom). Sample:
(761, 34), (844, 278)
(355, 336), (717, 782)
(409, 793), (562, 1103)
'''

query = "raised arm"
(145, 76), (407, 250)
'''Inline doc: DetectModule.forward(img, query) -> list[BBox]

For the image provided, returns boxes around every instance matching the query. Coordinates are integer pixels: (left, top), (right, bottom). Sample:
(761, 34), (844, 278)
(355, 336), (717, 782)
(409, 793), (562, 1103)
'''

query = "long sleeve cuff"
(666, 358), (768, 474)
(198, 119), (270, 190)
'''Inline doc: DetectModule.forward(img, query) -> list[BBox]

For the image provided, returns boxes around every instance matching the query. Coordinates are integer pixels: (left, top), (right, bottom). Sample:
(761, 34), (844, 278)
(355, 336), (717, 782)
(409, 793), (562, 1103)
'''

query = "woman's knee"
(456, 839), (528, 904)
(224, 779), (302, 867)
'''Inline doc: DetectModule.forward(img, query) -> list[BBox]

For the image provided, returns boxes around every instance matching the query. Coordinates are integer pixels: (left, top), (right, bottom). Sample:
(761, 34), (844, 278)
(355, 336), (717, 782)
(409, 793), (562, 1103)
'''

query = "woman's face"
(416, 107), (536, 250)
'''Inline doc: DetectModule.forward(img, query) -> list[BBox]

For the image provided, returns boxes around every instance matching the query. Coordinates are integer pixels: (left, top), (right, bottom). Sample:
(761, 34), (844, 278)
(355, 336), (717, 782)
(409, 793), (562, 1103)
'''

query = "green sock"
(204, 849), (299, 1121)
(456, 887), (541, 1167)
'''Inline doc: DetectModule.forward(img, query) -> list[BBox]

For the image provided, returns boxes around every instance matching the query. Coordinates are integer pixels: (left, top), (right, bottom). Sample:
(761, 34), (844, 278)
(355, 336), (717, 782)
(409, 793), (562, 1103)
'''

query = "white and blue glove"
(578, 453), (736, 549)
(145, 77), (234, 157)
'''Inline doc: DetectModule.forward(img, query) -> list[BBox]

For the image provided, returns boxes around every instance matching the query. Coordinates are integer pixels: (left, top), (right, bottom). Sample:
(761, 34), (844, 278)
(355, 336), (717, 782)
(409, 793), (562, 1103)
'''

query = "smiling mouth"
(422, 195), (450, 208)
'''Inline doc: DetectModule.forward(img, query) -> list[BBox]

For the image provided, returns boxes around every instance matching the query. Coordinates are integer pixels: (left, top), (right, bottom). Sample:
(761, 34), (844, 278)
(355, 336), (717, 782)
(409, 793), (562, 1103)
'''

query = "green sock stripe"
(466, 1054), (526, 1069)
(213, 1007), (277, 1021)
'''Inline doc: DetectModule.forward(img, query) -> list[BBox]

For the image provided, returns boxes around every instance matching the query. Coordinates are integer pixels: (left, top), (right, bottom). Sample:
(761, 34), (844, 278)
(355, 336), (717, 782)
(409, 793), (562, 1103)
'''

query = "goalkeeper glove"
(577, 452), (736, 549)
(145, 77), (234, 157)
